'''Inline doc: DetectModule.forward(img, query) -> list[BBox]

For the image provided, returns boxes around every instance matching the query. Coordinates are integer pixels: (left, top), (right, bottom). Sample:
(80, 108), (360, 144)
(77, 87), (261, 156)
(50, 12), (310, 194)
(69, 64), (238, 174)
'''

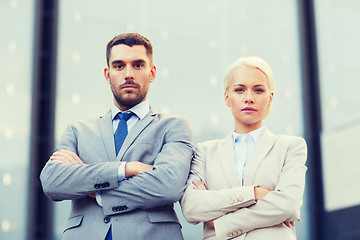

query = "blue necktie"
(105, 226), (112, 240)
(114, 112), (133, 155)
(106, 113), (132, 240)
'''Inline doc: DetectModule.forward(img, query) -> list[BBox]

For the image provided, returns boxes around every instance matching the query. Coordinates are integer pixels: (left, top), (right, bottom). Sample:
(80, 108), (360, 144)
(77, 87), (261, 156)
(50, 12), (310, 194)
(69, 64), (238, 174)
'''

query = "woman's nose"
(244, 92), (254, 103)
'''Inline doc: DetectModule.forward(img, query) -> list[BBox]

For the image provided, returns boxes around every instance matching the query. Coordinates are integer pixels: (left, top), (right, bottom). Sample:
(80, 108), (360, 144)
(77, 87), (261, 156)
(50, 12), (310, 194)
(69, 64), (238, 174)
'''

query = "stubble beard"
(111, 81), (149, 110)
(113, 90), (147, 110)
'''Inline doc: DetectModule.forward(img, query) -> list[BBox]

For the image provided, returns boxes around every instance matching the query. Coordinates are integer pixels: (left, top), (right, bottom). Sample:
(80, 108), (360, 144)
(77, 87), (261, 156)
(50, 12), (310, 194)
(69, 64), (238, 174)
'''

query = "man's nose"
(125, 66), (134, 80)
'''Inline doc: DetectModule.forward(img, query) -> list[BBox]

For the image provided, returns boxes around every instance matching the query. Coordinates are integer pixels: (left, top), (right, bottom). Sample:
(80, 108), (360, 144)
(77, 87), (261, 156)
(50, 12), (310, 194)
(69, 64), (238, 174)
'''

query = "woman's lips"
(241, 107), (257, 113)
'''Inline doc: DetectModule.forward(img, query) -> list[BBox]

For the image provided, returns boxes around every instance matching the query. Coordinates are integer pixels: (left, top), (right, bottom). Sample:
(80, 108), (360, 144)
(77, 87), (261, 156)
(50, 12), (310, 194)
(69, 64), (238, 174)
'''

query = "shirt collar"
(111, 99), (150, 121)
(232, 126), (265, 144)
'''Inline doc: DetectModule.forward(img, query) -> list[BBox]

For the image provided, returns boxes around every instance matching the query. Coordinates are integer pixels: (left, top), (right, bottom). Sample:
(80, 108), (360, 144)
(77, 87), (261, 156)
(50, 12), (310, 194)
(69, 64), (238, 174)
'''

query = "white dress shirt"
(232, 126), (264, 240)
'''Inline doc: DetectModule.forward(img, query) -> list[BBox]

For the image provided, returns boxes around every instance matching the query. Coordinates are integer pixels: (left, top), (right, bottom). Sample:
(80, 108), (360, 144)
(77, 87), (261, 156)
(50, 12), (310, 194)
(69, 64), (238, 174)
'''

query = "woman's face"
(225, 66), (273, 133)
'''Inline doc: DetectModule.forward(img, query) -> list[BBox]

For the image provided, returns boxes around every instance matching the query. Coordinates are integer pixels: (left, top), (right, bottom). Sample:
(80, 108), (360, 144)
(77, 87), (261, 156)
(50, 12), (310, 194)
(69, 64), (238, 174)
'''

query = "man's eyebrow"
(111, 59), (146, 65)
(132, 59), (146, 64)
(111, 60), (124, 65)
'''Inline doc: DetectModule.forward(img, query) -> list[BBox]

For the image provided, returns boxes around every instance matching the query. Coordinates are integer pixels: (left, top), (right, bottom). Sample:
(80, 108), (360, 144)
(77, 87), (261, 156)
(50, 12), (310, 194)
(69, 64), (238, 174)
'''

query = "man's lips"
(241, 107), (257, 112)
(121, 84), (137, 90)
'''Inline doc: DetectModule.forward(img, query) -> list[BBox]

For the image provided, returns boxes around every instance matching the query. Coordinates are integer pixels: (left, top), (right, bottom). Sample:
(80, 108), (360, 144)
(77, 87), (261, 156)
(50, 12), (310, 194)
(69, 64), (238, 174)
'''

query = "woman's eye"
(235, 88), (245, 93)
(254, 88), (265, 93)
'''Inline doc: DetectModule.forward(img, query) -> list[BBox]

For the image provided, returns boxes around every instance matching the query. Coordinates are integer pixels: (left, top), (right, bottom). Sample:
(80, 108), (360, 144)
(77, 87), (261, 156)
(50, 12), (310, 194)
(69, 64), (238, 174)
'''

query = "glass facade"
(0, 1), (34, 239)
(54, 1), (306, 239)
(315, 0), (360, 212)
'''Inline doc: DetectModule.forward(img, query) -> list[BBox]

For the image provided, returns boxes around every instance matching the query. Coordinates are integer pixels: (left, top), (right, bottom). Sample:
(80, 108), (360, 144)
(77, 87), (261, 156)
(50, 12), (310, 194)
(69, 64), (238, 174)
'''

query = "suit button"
(237, 230), (242, 235)
(229, 199), (234, 205)
(104, 216), (110, 223)
(239, 197), (243, 202)
(234, 198), (239, 203)
(94, 184), (99, 189)
(112, 207), (118, 212)
(228, 233), (233, 237)
(232, 231), (238, 236)
(104, 182), (110, 187)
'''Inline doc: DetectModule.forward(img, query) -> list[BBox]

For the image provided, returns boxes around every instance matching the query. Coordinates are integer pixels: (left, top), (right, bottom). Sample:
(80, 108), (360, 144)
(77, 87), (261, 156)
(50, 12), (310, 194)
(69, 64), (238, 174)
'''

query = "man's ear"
(149, 65), (156, 83)
(104, 67), (110, 84)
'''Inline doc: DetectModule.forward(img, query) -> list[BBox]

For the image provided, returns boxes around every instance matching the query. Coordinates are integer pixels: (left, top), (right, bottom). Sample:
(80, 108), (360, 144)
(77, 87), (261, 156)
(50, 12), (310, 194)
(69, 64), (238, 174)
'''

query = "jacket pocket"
(63, 215), (83, 232)
(147, 207), (180, 224)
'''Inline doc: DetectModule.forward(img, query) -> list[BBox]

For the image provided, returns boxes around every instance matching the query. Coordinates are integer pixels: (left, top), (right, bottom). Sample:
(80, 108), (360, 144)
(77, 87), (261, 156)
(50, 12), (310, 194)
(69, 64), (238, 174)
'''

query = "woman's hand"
(205, 220), (215, 229)
(284, 218), (301, 228)
(254, 186), (270, 201)
(192, 179), (207, 190)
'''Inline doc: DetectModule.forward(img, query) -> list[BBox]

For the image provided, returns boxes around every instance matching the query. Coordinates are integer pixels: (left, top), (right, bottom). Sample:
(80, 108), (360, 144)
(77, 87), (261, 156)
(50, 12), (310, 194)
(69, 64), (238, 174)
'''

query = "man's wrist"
(117, 161), (127, 182)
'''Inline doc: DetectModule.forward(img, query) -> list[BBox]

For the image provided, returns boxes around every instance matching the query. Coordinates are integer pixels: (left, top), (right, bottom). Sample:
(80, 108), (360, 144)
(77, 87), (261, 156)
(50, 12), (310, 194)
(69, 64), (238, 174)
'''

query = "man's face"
(104, 44), (156, 111)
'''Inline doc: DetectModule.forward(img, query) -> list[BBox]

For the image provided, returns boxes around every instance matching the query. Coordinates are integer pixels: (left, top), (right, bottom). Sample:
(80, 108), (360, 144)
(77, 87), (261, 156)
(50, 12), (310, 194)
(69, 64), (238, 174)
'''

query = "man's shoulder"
(67, 110), (111, 129)
(153, 112), (190, 126)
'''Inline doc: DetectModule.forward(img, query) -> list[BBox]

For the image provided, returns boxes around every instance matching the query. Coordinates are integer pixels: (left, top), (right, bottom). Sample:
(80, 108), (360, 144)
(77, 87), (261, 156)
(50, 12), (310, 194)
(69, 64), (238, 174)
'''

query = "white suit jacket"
(181, 128), (307, 240)
(40, 109), (193, 240)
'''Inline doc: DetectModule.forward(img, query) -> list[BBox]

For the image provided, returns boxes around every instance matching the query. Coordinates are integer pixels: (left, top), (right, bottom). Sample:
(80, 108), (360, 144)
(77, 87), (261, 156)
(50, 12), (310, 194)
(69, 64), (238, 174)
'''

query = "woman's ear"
(224, 91), (231, 107)
(268, 91), (274, 106)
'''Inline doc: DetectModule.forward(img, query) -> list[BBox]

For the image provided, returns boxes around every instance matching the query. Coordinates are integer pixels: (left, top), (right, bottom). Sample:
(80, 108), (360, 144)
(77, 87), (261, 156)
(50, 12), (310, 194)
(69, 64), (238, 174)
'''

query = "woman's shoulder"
(195, 134), (232, 149)
(270, 131), (307, 147)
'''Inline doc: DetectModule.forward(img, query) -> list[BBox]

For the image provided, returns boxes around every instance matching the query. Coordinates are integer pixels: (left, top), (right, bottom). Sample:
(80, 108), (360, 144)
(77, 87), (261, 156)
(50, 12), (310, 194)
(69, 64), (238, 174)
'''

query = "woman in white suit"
(181, 56), (307, 240)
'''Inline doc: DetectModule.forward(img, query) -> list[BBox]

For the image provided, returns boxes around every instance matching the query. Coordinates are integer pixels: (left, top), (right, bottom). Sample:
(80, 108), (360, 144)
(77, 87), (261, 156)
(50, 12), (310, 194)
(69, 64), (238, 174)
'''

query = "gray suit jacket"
(181, 128), (307, 240)
(40, 109), (193, 240)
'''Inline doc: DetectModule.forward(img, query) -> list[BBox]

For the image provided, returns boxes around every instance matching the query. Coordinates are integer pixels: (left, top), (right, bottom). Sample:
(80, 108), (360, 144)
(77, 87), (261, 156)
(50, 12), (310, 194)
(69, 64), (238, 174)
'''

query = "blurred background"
(1, 0), (359, 239)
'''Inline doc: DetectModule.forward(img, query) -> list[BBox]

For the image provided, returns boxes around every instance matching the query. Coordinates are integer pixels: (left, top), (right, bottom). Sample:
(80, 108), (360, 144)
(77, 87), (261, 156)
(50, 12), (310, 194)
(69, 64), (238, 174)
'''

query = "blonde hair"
(223, 56), (275, 117)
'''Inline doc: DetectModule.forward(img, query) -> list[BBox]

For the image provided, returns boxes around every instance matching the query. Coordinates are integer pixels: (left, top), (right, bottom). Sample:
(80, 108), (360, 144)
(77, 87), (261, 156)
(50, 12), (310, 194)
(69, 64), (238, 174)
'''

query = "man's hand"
(125, 162), (153, 178)
(50, 150), (96, 198)
(50, 150), (84, 164)
(254, 186), (270, 201)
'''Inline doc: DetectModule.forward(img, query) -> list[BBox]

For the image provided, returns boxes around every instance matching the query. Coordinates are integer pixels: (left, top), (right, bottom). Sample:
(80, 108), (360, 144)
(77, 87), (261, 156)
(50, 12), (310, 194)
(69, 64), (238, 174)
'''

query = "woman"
(181, 56), (307, 239)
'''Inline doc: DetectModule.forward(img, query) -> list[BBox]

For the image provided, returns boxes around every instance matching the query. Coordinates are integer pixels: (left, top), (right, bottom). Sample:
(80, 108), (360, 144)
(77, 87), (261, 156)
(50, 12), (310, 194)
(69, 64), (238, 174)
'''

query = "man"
(40, 33), (193, 240)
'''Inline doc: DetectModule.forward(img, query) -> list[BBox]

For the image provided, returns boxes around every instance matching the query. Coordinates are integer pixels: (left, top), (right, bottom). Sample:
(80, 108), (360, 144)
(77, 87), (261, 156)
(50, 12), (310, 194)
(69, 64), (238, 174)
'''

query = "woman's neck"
(234, 122), (262, 134)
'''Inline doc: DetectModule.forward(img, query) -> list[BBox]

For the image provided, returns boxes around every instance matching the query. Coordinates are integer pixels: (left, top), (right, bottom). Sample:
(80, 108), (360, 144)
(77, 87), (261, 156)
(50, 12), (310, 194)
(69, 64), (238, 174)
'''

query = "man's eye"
(134, 64), (143, 68)
(114, 65), (124, 69)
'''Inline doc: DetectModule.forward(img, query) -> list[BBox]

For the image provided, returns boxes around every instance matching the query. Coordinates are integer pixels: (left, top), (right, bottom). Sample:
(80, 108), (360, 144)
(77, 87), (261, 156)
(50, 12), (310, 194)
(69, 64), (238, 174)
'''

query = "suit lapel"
(98, 110), (117, 162)
(218, 133), (239, 188)
(117, 110), (156, 161)
(244, 127), (275, 185)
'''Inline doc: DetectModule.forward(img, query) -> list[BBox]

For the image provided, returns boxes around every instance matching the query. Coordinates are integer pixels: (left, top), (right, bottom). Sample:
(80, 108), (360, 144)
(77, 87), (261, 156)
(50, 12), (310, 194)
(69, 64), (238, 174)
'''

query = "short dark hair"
(106, 33), (153, 66)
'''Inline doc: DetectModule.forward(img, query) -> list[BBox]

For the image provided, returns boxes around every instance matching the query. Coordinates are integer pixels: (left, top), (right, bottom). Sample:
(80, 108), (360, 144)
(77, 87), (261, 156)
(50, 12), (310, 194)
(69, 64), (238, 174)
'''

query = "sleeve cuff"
(117, 161), (127, 182)
(95, 191), (102, 206)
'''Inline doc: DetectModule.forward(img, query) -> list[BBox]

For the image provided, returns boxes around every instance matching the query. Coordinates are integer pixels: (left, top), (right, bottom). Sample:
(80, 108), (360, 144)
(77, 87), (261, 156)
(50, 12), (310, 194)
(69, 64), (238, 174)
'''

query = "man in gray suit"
(40, 33), (193, 240)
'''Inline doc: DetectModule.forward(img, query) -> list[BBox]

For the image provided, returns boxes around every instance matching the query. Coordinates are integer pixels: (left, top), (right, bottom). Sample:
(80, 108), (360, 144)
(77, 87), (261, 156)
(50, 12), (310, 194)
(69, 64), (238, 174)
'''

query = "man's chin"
(115, 96), (144, 109)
